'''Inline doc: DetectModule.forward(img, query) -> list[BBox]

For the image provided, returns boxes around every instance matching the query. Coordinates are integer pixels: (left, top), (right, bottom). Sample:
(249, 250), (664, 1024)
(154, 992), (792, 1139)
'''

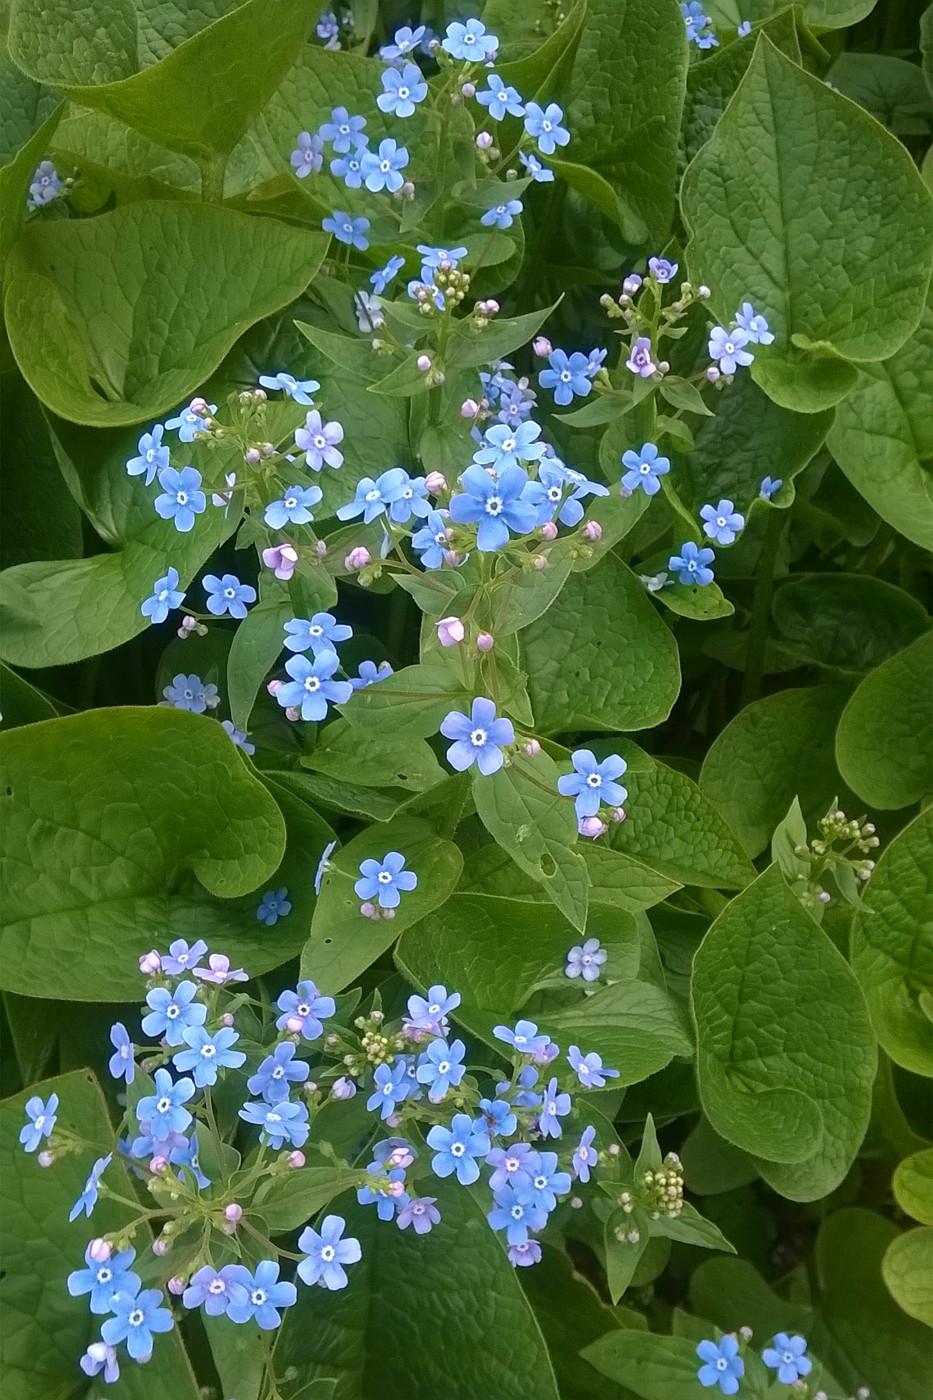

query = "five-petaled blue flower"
(275, 649), (353, 722)
(568, 1045), (620, 1089)
(361, 137), (409, 193)
(440, 697), (515, 775)
(136, 1067), (195, 1136)
(427, 1113), (491, 1185)
(264, 482), (322, 529)
(442, 18), (498, 60)
(290, 131), (324, 177)
(102, 1287), (174, 1360)
(259, 372), (319, 405)
(621, 442), (670, 496)
(239, 1098), (310, 1149)
(539, 348), (592, 405)
(449, 464), (538, 551)
(162, 673), (217, 712)
(477, 73), (525, 120)
(520, 150), (554, 182)
(709, 325), (754, 374)
(332, 145), (368, 188)
(412, 510), (452, 569)
(487, 1142), (540, 1192)
(108, 1023), (135, 1084)
(539, 1076), (571, 1138)
(760, 475), (782, 500)
(323, 211), (370, 249)
(154, 466), (206, 532)
(355, 850), (418, 908)
(481, 198), (523, 230)
(371, 255), (405, 294)
(479, 1097), (517, 1137)
(203, 572), (256, 619)
(572, 1125), (598, 1182)
(126, 425), (170, 484)
(417, 243), (468, 271)
(165, 401), (216, 442)
(397, 1197), (441, 1233)
(163, 940), (207, 977)
(388, 473), (431, 524)
(69, 1153), (112, 1221)
(284, 612), (353, 654)
(405, 984), (461, 1034)
(141, 567), (185, 624)
(474, 421), (545, 473)
(337, 467), (412, 524)
(350, 659), (393, 689)
(276, 980), (335, 1038)
(297, 1215), (362, 1290)
(182, 1264), (250, 1316)
(320, 107), (367, 152)
(701, 500), (744, 546)
(523, 101), (570, 155)
(248, 1041), (310, 1103)
(734, 301), (774, 344)
(565, 937), (607, 982)
(367, 1061), (412, 1119)
(488, 1183), (548, 1245)
(28, 159), (62, 207)
(558, 749), (628, 818)
(142, 982), (207, 1046)
(173, 1025), (245, 1088)
(416, 1039), (467, 1102)
(648, 256), (678, 283)
(68, 1245), (141, 1315)
(520, 1149), (571, 1211)
(696, 1336), (745, 1394)
(226, 1261), (297, 1328)
(257, 887), (291, 926)
(377, 62), (427, 118)
(382, 25), (427, 61)
(669, 541), (716, 586)
(19, 1093), (58, 1152)
(762, 1334), (812, 1385)
(493, 1019), (552, 1056)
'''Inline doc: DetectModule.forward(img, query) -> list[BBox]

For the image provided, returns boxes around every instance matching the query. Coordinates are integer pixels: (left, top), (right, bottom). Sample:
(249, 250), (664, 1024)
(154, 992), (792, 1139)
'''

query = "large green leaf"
(828, 52), (933, 136)
(520, 552), (681, 734)
(850, 809), (933, 1077)
(582, 1332), (711, 1400)
(828, 301), (933, 551)
(883, 1227), (933, 1326)
(835, 633), (933, 809)
(0, 54), (62, 277)
(0, 708), (286, 1000)
(692, 865), (877, 1199)
(683, 37), (933, 411)
(461, 841), (681, 913)
(275, 1179), (560, 1400)
(0, 378), (83, 570)
(700, 685), (851, 858)
(518, 1246), (632, 1400)
(5, 201), (324, 425)
(771, 575), (929, 674)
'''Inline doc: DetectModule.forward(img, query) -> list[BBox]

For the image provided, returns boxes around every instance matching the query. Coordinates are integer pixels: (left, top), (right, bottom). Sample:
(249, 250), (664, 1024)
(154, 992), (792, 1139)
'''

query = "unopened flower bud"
(620, 484), (633, 498)
(345, 546), (371, 570)
(437, 616), (465, 647)
(288, 1150), (306, 1169)
(818, 890), (831, 904)
(190, 397), (209, 415)
(386, 1112), (402, 1127)
(697, 284), (711, 299)
(524, 739), (541, 757)
(387, 1178), (406, 1198)
(623, 274), (643, 296)
(266, 678), (283, 697)
(383, 907), (396, 920)
(180, 615), (197, 633)
(425, 470), (447, 492)
(476, 131), (493, 150)
(262, 543), (299, 580)
(244, 447), (261, 464)
(221, 1012), (234, 1028)
(284, 705), (300, 722)
(416, 354), (432, 372)
(152, 1238), (169, 1256)
(88, 1238), (112, 1263)
(533, 556), (548, 571)
(332, 1076), (357, 1100)
(460, 398), (480, 418)
(539, 522), (558, 541)
(400, 181), (415, 200)
(476, 632), (495, 652)
(461, 81), (476, 97)
(532, 336), (553, 358)
(658, 360), (670, 374)
(139, 950), (161, 975)
(583, 520), (602, 541)
(706, 366), (721, 383)
(739, 1325), (753, 1341)
(608, 1143), (620, 1155)
(360, 901), (377, 919)
(224, 1203), (242, 1223)
(38, 1150), (54, 1167)
(285, 1015), (304, 1035)
(579, 816), (608, 839)
(167, 1276), (186, 1296)
(443, 548), (463, 567)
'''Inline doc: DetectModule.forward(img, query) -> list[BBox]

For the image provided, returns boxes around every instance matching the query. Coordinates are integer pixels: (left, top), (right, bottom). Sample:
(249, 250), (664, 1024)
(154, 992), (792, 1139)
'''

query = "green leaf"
(495, 0), (588, 105)
(339, 662), (469, 742)
(446, 300), (561, 371)
(828, 300), (933, 551)
(275, 1178), (560, 1400)
(302, 720), (445, 793)
(0, 60), (62, 278)
(582, 1331), (711, 1400)
(771, 574), (929, 673)
(0, 1069), (200, 1399)
(252, 1156), (368, 1233)
(520, 552), (681, 734)
(5, 201), (324, 425)
(299, 816), (463, 994)
(835, 633), (933, 809)
(0, 664), (61, 729)
(227, 594), (292, 735)
(9, 0), (318, 162)
(548, 157), (631, 228)
(683, 37), (933, 412)
(700, 685), (851, 858)
(461, 842), (681, 913)
(478, 542), (577, 638)
(0, 708), (286, 1000)
(692, 864), (877, 1199)
(828, 52), (933, 136)
(0, 378), (83, 569)
(680, 1116), (758, 1196)
(472, 751), (589, 931)
(647, 1201), (736, 1255)
(517, 1245), (631, 1400)
(850, 808), (933, 1078)
(893, 1149), (933, 1225)
(883, 1227), (933, 1326)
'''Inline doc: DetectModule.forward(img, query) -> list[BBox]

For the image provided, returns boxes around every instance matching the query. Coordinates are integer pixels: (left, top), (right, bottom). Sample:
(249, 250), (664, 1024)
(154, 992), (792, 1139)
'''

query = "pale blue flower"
(173, 1025), (245, 1088)
(226, 1261), (297, 1328)
(126, 425), (169, 484)
(276, 650), (353, 721)
(700, 499), (744, 545)
(323, 211), (370, 250)
(558, 750), (627, 818)
(669, 540), (716, 586)
(154, 466), (206, 532)
(734, 301), (774, 344)
(568, 1045), (619, 1089)
(203, 573), (256, 619)
(259, 372), (319, 404)
(442, 18), (498, 61)
(162, 673), (218, 713)
(519, 150), (554, 182)
(319, 107), (367, 152)
(264, 482), (322, 528)
(696, 1336), (744, 1394)
(361, 138), (409, 193)
(297, 1216), (361, 1290)
(19, 1094), (58, 1152)
(523, 102), (570, 156)
(621, 442), (670, 495)
(762, 1334), (812, 1385)
(648, 256), (678, 283)
(709, 325), (754, 374)
(448, 464), (538, 551)
(68, 1245), (140, 1315)
(426, 1113), (490, 1184)
(377, 63), (427, 118)
(371, 255), (405, 294)
(440, 697), (514, 774)
(141, 567), (184, 623)
(257, 887), (291, 925)
(336, 468), (410, 524)
(284, 612), (352, 654)
(477, 73), (525, 120)
(760, 475), (782, 500)
(481, 198), (523, 229)
(290, 131), (324, 177)
(102, 1287), (174, 1360)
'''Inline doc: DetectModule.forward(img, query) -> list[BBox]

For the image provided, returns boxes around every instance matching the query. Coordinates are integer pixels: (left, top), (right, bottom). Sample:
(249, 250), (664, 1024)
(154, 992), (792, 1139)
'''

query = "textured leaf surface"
(893, 1149), (933, 1225)
(882, 1227), (933, 1326)
(583, 1332), (709, 1400)
(835, 634), (933, 809)
(771, 574), (929, 673)
(0, 56), (62, 276)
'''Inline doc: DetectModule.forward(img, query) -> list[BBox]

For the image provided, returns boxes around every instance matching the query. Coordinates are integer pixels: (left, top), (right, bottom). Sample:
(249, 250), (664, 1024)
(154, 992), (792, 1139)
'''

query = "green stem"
(199, 151), (227, 203)
(740, 509), (784, 708)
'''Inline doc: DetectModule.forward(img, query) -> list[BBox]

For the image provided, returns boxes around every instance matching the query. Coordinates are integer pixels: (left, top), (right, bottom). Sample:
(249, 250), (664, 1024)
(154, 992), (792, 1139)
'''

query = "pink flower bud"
(697, 284), (711, 299)
(461, 81), (476, 97)
(619, 484), (633, 498)
(533, 556), (548, 571)
(524, 739), (541, 757)
(818, 890), (831, 904)
(437, 615), (465, 647)
(485, 299), (500, 314)
(425, 470), (447, 493)
(706, 366), (721, 383)
(286, 1015), (304, 1034)
(476, 632), (495, 652)
(387, 1178), (406, 1198)
(244, 447), (261, 465)
(152, 1238), (169, 1256)
(460, 398), (479, 419)
(88, 1238), (112, 1263)
(221, 1011), (235, 1027)
(285, 706), (300, 722)
(539, 522), (558, 541)
(360, 902), (377, 919)
(224, 1203), (243, 1223)
(180, 615), (197, 632)
(288, 1150), (306, 1169)
(262, 544), (299, 580)
(315, 539), (328, 556)
(583, 520), (602, 541)
(443, 549), (463, 567)
(332, 1076), (357, 1100)
(387, 1146), (415, 1168)
(139, 950), (161, 975)
(622, 274), (642, 296)
(150, 1155), (169, 1174)
(383, 907), (396, 920)
(532, 336), (552, 358)
(38, 1150), (54, 1167)
(658, 360), (670, 374)
(476, 131), (493, 150)
(416, 354), (432, 372)
(345, 546), (371, 570)
(400, 180), (415, 200)
(579, 816), (608, 839)
(167, 1276), (186, 1296)
(266, 678), (283, 696)
(386, 1112), (402, 1128)
(611, 806), (626, 822)
(190, 397), (209, 415)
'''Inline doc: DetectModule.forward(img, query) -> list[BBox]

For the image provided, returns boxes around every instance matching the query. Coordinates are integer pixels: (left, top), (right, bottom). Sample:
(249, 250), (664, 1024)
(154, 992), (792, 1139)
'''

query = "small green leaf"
(893, 1149), (933, 1225)
(882, 1228), (933, 1327)
(253, 1158), (368, 1234)
(447, 300), (561, 370)
(302, 720), (445, 793)
(835, 634), (933, 809)
(339, 662), (468, 742)
(583, 1331), (711, 1400)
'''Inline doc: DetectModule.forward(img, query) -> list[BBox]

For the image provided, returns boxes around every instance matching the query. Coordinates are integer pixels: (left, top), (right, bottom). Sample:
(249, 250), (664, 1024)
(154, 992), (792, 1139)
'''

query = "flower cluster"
(696, 1329), (814, 1395)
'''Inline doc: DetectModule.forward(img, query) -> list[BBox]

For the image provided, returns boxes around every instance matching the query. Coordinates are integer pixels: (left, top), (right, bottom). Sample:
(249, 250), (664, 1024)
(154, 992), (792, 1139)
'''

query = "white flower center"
(201, 1044), (216, 1058)
(724, 340), (735, 354)
(542, 120), (552, 132)
(321, 1245), (336, 1261)
(510, 1204), (524, 1219)
(716, 1359), (728, 1372)
(505, 1157), (519, 1172)
(272, 1065), (285, 1078)
(365, 488), (381, 501)
(398, 86), (410, 100)
(166, 1005), (180, 1019)
(313, 434), (327, 449)
(717, 516), (727, 528)
(97, 1267), (112, 1283)
(534, 1175), (547, 1189)
(485, 495), (503, 516)
(559, 370), (572, 382)
(377, 870), (393, 884)
(129, 1309), (145, 1327)
(208, 1278), (226, 1295)
(451, 1142), (465, 1156)
(176, 491), (188, 505)
(224, 587), (236, 599)
(304, 676), (321, 692)
(586, 773), (602, 788)
(285, 496), (298, 508)
(547, 486), (561, 502)
(437, 1061), (450, 1074)
(251, 1289), (267, 1306)
(469, 728), (487, 748)
(782, 1352), (795, 1365)
(297, 1003), (310, 1017)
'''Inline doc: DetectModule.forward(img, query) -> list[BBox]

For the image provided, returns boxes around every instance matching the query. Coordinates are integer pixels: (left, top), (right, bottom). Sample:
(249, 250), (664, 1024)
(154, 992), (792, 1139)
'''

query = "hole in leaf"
(539, 853), (556, 877)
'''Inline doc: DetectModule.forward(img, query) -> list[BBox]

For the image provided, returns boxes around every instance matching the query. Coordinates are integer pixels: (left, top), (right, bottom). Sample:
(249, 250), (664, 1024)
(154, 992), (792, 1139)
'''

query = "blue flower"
(442, 18), (498, 60)
(481, 198), (523, 229)
(28, 159), (62, 207)
(259, 372), (320, 404)
(19, 1093), (58, 1152)
(388, 473), (431, 524)
(558, 750), (628, 818)
(477, 73), (525, 120)
(264, 482), (322, 529)
(337, 467), (411, 524)
(350, 659), (393, 689)
(257, 887), (291, 925)
(276, 980), (335, 1038)
(479, 1097), (517, 1136)
(136, 1067), (195, 1136)
(247, 1042), (310, 1103)
(519, 150), (554, 182)
(405, 984), (461, 1034)
(539, 348), (592, 405)
(517, 1149), (571, 1211)
(361, 137), (410, 193)
(126, 425), (170, 484)
(314, 839), (337, 894)
(203, 573), (256, 619)
(367, 1061), (412, 1119)
(162, 938), (208, 976)
(297, 1215), (362, 1290)
(669, 540), (716, 586)
(276, 649), (353, 722)
(377, 62), (427, 118)
(449, 463), (538, 551)
(539, 1077), (571, 1139)
(331, 145), (368, 188)
(68, 1245), (140, 1315)
(169, 1132), (208, 1190)
(182, 1264), (251, 1316)
(427, 1113), (490, 1185)
(474, 421), (545, 473)
(173, 1025), (245, 1088)
(358, 1164), (409, 1219)
(696, 1336), (744, 1394)
(142, 982), (207, 1046)
(735, 301), (774, 345)
(397, 1197), (441, 1233)
(621, 442), (670, 496)
(316, 11), (338, 40)
(738, 18), (752, 35)
(162, 673), (218, 712)
(320, 107), (367, 152)
(417, 244), (467, 271)
(221, 720), (255, 755)
(239, 1098), (310, 1149)
(700, 499), (744, 545)
(154, 465), (206, 532)
(709, 325), (754, 374)
(497, 1064), (542, 1108)
(509, 1240), (542, 1267)
(648, 256), (678, 283)
(355, 850), (418, 908)
(440, 697), (515, 775)
(108, 1024), (135, 1084)
(488, 1183), (548, 1245)
(760, 475), (782, 500)
(568, 1045), (619, 1089)
(572, 1125), (598, 1182)
(412, 510), (452, 569)
(523, 101), (570, 155)
(416, 1038), (466, 1102)
(226, 1261), (297, 1328)
(69, 1154), (112, 1221)
(565, 937), (607, 982)
(284, 612), (353, 654)
(165, 401), (216, 442)
(487, 1142), (540, 1191)
(371, 255), (405, 294)
(381, 25), (426, 61)
(493, 1020), (552, 1055)
(102, 1287), (174, 1360)
(323, 211), (370, 249)
(290, 130), (324, 176)
(762, 1334), (812, 1384)
(141, 567), (185, 624)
